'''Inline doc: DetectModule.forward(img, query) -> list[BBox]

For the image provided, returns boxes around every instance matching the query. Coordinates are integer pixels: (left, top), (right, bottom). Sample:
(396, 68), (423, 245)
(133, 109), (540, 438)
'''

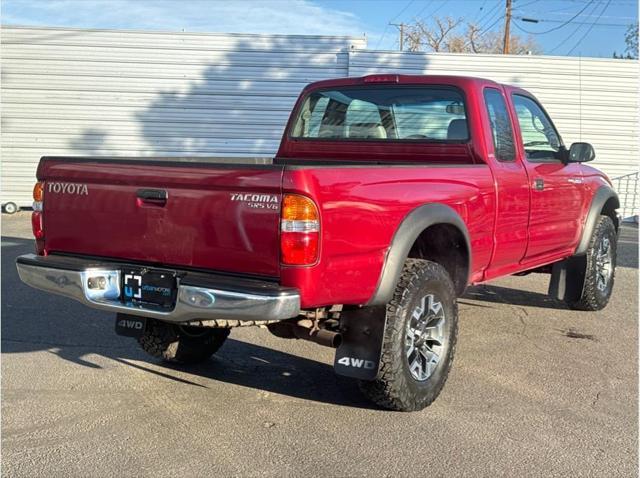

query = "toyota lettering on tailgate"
(47, 182), (89, 195)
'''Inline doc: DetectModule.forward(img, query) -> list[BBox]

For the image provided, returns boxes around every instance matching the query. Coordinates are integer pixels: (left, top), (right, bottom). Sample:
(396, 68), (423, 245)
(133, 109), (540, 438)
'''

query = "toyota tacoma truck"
(16, 75), (620, 411)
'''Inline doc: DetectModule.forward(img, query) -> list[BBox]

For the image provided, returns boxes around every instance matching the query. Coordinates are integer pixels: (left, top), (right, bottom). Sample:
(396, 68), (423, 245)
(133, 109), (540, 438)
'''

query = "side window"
(513, 95), (562, 161)
(483, 88), (516, 162)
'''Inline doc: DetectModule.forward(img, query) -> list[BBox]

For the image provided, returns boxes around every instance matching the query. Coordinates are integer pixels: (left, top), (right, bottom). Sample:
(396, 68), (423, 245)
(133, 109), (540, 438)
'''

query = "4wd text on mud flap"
(117, 318), (143, 330)
(337, 357), (376, 369)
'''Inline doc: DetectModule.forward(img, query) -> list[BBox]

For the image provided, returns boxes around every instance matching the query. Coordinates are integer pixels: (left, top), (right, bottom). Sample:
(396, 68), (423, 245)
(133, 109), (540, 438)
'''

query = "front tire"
(138, 320), (229, 364)
(568, 215), (617, 311)
(359, 259), (458, 411)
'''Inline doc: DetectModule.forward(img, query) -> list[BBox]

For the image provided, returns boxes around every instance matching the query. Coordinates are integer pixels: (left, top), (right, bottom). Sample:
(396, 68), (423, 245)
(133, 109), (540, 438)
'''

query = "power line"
(543, 12), (636, 20)
(512, 0), (541, 10)
(375, 0), (416, 49)
(548, 0), (601, 53)
(512, 0), (595, 35)
(474, 1), (503, 28)
(391, 0), (417, 22)
(482, 14), (507, 35)
(463, 13), (506, 50)
(515, 18), (627, 30)
(566, 0), (613, 54)
(413, 0), (450, 21)
(552, 0), (633, 3)
(414, 0), (436, 19)
(475, 0), (490, 20)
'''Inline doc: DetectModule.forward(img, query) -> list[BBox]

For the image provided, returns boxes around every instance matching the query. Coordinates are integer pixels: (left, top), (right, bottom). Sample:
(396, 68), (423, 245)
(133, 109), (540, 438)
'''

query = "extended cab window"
(513, 95), (562, 161)
(291, 86), (468, 142)
(483, 88), (515, 161)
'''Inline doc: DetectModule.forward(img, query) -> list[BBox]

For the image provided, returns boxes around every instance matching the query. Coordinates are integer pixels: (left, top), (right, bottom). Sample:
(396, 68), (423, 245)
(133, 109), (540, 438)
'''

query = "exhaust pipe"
(293, 326), (342, 348)
(268, 322), (342, 348)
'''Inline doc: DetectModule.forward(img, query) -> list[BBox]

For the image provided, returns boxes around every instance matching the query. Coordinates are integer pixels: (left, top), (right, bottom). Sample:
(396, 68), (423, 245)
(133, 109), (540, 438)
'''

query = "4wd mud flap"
(115, 313), (147, 338)
(548, 255), (587, 302)
(334, 306), (387, 381)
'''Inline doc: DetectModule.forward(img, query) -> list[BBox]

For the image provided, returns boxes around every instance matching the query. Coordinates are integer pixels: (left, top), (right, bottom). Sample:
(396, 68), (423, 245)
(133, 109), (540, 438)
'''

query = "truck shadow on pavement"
(3, 226), (637, 408)
(463, 224), (637, 308)
(462, 284), (569, 309)
(1, 236), (372, 409)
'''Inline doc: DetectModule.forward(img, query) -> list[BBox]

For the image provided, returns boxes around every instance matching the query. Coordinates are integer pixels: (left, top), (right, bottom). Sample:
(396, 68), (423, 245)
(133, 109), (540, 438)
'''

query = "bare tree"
(405, 17), (463, 52)
(614, 23), (639, 60)
(404, 16), (541, 55)
(625, 22), (638, 59)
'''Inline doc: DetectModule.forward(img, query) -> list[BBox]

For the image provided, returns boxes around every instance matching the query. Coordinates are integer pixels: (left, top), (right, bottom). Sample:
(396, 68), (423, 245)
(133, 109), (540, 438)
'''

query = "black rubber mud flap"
(115, 313), (147, 338)
(334, 306), (387, 381)
(548, 255), (587, 302)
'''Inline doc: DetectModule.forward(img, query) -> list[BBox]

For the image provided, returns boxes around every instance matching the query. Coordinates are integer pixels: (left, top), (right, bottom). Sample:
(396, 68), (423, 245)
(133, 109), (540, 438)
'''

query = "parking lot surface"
(2, 212), (638, 477)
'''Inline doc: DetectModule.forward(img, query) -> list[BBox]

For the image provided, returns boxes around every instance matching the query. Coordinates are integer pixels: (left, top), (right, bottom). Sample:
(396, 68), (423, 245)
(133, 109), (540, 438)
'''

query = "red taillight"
(280, 194), (319, 265)
(281, 232), (319, 265)
(31, 211), (44, 239)
(32, 181), (45, 254)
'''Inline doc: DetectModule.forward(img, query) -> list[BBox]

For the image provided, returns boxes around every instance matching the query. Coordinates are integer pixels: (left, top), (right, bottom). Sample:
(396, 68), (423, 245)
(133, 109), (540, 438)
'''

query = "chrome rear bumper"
(16, 254), (300, 324)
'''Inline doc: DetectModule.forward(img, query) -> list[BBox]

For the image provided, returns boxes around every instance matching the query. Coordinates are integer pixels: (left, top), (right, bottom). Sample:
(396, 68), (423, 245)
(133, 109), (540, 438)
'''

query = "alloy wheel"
(405, 294), (446, 381)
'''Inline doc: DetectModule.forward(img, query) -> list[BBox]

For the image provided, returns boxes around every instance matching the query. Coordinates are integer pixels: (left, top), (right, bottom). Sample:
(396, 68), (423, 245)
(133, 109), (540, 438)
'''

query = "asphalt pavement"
(2, 212), (638, 477)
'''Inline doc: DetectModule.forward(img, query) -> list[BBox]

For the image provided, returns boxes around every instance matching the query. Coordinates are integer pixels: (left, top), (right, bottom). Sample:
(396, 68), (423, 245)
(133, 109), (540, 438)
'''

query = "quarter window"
(483, 88), (516, 162)
(513, 95), (562, 161)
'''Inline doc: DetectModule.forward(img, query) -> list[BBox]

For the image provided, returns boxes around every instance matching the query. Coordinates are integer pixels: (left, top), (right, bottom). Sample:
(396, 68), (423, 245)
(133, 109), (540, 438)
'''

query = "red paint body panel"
(38, 160), (284, 277)
(280, 165), (495, 307)
(35, 74), (610, 309)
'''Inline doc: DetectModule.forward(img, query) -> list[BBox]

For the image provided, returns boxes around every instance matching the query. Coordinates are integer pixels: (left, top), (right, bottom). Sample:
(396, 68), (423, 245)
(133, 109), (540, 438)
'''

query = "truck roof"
(304, 74), (505, 91)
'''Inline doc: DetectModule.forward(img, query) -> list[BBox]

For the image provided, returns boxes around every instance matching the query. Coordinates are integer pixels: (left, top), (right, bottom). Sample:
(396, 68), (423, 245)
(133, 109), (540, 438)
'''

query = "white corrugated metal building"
(1, 26), (638, 215)
(1, 26), (365, 207)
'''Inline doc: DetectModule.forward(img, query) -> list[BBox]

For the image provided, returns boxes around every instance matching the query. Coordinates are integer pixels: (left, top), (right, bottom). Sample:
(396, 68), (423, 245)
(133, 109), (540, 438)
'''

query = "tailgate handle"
(136, 189), (168, 205)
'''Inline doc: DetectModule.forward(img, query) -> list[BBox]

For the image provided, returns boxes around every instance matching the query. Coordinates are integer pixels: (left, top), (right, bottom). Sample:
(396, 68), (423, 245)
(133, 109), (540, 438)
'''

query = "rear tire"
(568, 215), (617, 311)
(359, 259), (458, 412)
(138, 320), (229, 364)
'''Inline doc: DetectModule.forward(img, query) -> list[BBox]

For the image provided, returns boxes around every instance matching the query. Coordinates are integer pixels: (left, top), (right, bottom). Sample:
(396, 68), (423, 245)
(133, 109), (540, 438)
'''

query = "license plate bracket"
(121, 267), (177, 308)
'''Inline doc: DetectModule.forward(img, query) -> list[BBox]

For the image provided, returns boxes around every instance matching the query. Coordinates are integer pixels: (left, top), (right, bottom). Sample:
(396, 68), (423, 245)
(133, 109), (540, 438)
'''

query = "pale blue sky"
(2, 0), (638, 57)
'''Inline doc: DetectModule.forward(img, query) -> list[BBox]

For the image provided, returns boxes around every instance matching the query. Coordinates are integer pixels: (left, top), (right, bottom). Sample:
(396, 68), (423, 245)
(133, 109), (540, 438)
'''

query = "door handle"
(534, 178), (544, 191)
(136, 188), (168, 206)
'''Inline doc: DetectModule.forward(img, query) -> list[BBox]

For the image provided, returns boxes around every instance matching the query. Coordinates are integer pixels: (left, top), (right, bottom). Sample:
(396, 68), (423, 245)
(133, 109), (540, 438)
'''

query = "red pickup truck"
(17, 75), (620, 411)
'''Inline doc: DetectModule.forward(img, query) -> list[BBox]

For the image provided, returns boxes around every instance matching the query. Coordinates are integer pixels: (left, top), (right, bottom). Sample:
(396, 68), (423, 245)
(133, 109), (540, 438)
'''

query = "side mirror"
(568, 142), (595, 163)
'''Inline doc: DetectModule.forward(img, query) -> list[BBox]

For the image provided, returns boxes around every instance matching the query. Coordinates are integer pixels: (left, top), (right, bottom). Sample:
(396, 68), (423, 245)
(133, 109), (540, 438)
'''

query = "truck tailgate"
(38, 158), (284, 277)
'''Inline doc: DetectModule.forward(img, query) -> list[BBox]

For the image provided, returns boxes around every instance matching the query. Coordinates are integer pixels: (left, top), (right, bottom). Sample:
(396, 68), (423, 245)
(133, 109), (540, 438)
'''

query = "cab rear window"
(290, 86), (469, 142)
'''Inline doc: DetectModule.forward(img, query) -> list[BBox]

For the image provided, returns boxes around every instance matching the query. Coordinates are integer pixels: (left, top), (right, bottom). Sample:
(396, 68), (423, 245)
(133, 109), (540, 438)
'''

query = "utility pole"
(389, 22), (405, 51)
(503, 0), (512, 54)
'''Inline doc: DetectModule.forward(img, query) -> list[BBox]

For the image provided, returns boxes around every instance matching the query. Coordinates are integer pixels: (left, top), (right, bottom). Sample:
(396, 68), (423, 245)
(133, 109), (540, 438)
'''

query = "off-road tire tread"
(138, 321), (230, 364)
(568, 215), (616, 311)
(359, 259), (458, 411)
